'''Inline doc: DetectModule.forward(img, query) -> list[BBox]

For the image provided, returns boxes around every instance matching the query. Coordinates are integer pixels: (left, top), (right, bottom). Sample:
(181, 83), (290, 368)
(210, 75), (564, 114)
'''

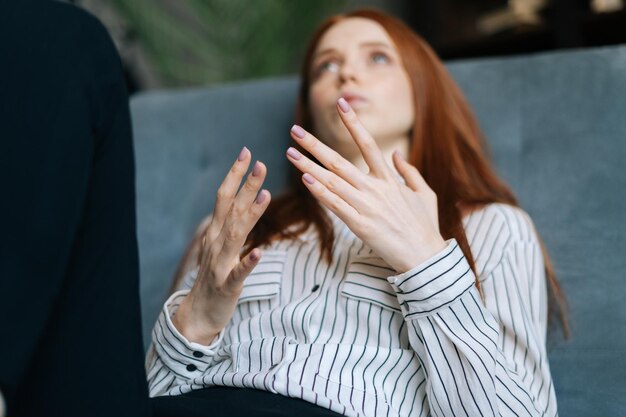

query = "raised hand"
(173, 147), (271, 344)
(286, 98), (446, 274)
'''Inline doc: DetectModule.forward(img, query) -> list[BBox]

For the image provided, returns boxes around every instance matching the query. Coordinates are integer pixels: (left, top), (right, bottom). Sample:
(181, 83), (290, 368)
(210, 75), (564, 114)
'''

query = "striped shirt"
(146, 202), (557, 417)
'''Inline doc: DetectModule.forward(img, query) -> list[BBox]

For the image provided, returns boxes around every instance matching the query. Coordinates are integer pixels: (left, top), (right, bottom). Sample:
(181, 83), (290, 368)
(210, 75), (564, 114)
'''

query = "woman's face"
(308, 17), (415, 161)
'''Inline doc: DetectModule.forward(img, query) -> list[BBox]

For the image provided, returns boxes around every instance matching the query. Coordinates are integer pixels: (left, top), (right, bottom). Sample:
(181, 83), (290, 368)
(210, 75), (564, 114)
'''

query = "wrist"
(394, 236), (448, 273)
(172, 295), (221, 345)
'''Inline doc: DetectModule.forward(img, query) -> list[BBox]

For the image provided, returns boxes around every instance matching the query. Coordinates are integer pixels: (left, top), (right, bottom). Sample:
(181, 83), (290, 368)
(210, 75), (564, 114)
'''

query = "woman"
(146, 9), (567, 417)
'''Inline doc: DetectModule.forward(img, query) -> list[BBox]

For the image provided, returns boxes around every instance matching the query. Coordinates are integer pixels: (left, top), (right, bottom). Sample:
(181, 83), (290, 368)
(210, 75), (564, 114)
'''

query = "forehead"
(314, 17), (395, 52)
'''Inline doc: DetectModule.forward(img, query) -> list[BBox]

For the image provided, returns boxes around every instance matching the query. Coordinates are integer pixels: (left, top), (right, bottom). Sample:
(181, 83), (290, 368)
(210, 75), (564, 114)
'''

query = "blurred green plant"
(110, 0), (347, 88)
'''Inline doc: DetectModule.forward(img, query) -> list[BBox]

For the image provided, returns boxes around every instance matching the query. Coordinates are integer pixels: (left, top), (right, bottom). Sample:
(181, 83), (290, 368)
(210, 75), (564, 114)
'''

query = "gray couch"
(131, 45), (626, 416)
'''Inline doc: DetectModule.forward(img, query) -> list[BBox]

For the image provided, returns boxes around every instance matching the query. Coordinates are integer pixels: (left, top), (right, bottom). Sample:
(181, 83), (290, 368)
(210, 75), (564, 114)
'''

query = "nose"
(338, 59), (360, 84)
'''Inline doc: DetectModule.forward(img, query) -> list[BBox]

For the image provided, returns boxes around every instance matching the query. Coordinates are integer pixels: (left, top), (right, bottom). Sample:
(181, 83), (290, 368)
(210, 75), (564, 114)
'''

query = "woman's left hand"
(286, 98), (447, 274)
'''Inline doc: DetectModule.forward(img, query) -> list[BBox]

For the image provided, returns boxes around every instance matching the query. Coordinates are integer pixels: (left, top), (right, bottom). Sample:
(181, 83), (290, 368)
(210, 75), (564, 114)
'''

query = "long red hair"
(177, 9), (569, 337)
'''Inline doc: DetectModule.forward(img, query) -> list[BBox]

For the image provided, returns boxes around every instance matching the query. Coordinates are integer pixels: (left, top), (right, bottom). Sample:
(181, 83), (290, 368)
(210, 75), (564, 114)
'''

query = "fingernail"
(394, 150), (405, 161)
(255, 190), (267, 204)
(303, 173), (316, 184)
(337, 97), (350, 113)
(286, 147), (302, 160)
(238, 146), (248, 161)
(252, 161), (261, 176)
(291, 124), (306, 139)
(250, 249), (259, 261)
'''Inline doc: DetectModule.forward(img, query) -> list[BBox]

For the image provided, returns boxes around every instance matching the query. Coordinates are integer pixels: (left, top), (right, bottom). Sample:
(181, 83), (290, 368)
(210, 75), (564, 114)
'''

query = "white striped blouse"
(145, 202), (557, 417)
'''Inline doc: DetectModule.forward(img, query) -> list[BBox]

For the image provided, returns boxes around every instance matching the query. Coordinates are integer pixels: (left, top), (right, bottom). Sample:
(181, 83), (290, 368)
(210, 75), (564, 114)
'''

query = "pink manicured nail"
(252, 161), (261, 176)
(337, 97), (350, 113)
(303, 173), (316, 184)
(286, 147), (302, 160)
(238, 146), (248, 161)
(291, 124), (306, 139)
(255, 190), (267, 204)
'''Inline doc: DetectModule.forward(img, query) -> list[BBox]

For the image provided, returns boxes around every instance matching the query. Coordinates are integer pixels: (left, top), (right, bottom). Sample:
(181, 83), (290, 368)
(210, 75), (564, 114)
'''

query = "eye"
(316, 59), (339, 75)
(370, 52), (390, 64)
(320, 60), (339, 73)
(311, 58), (340, 80)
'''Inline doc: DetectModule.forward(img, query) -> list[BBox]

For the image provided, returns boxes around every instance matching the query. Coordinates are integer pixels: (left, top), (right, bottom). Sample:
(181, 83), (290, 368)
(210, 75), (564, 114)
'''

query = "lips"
(340, 92), (367, 105)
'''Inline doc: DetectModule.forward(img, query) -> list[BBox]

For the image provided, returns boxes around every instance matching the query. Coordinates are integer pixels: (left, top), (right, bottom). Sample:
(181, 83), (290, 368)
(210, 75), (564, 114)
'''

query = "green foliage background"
(110, 0), (348, 87)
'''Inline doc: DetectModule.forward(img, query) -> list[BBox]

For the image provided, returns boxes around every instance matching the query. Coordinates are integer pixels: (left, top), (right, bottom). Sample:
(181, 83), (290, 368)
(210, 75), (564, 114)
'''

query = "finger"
(286, 146), (365, 208)
(230, 160), (268, 217)
(219, 188), (271, 261)
(392, 150), (430, 192)
(301, 172), (360, 228)
(225, 248), (262, 290)
(290, 125), (367, 190)
(335, 97), (390, 178)
(211, 146), (252, 231)
(217, 160), (268, 257)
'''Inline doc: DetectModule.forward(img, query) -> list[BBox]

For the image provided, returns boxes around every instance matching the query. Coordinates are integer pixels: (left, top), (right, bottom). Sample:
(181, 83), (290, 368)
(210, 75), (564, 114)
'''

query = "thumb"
(226, 248), (261, 289)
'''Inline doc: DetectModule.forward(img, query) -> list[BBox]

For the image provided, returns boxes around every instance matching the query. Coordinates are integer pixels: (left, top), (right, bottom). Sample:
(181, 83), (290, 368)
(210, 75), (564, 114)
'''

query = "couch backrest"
(131, 44), (626, 416)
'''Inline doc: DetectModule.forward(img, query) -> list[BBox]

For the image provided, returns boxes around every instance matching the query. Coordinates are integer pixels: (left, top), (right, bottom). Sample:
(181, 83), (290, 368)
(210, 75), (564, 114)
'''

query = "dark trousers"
(151, 387), (343, 417)
(0, 2), (150, 416)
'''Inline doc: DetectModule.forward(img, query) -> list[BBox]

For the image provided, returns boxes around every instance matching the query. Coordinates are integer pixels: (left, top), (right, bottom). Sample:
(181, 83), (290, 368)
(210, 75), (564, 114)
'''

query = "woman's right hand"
(172, 147), (271, 345)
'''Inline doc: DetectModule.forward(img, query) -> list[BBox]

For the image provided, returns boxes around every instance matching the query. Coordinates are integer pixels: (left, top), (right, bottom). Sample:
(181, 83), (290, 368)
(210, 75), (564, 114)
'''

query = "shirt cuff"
(387, 239), (475, 319)
(151, 290), (223, 377)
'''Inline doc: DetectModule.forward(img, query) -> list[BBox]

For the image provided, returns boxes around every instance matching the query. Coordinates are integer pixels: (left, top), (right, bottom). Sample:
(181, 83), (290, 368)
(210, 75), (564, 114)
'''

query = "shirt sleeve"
(387, 237), (557, 417)
(145, 289), (224, 397)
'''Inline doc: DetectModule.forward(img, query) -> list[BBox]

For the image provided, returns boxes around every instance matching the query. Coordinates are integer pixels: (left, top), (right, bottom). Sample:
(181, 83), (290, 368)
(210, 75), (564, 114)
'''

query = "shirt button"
(186, 364), (197, 372)
(193, 351), (204, 358)
(311, 284), (320, 292)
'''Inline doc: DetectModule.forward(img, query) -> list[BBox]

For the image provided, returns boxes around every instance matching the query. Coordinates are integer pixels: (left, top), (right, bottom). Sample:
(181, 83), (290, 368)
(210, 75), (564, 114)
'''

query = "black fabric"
(151, 387), (344, 417)
(0, 1), (150, 416)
